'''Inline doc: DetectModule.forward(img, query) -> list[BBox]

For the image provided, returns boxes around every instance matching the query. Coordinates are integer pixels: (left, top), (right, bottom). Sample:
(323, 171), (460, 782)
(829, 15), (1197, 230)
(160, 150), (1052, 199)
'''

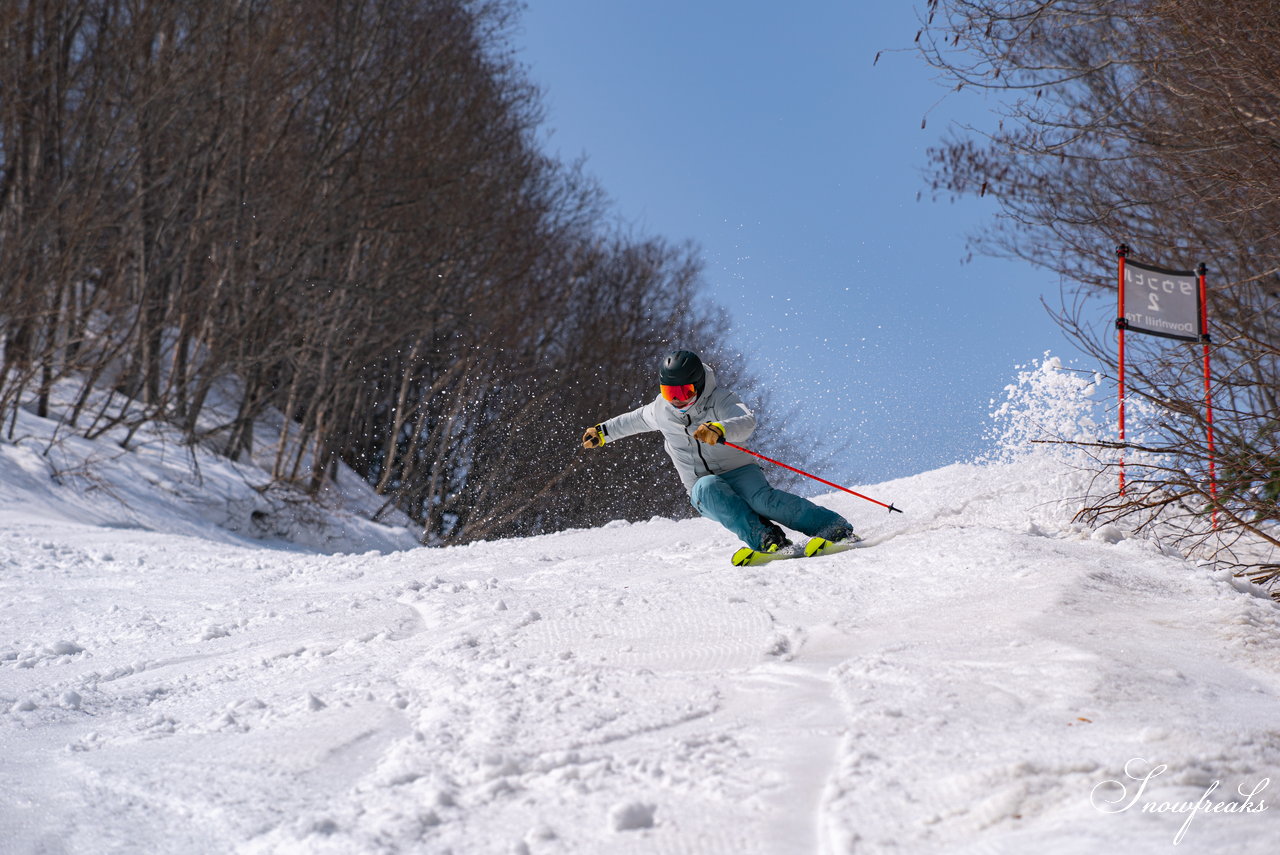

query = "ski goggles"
(661, 383), (698, 407)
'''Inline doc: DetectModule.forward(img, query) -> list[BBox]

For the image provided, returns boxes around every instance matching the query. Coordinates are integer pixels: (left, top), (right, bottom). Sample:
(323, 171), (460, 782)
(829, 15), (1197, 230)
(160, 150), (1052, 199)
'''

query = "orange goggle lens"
(661, 383), (697, 405)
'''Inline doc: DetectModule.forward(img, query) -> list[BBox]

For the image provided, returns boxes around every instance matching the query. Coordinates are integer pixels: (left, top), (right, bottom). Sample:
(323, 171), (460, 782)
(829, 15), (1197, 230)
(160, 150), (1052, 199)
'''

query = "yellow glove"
(582, 426), (604, 448)
(693, 422), (725, 445)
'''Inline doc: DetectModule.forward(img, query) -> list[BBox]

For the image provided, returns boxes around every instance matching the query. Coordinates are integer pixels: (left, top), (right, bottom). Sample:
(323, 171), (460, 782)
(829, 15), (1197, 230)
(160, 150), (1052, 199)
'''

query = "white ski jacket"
(598, 366), (757, 493)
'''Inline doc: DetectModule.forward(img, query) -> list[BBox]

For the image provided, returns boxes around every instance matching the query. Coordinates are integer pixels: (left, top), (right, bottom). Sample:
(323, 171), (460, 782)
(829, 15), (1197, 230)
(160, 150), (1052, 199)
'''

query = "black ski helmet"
(659, 350), (706, 396)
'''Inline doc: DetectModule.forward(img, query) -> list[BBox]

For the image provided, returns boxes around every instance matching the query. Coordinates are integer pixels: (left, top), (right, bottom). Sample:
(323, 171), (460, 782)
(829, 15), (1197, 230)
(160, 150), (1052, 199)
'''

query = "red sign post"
(1198, 263), (1218, 527)
(1117, 246), (1128, 496)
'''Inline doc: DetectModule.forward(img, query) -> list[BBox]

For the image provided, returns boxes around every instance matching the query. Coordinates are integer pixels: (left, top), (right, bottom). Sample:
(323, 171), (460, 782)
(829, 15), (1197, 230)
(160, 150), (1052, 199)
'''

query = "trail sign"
(1119, 258), (1202, 342)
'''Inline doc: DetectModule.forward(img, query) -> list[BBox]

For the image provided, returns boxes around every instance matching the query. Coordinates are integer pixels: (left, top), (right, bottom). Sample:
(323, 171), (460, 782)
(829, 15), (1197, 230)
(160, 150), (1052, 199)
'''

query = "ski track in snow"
(4, 461), (1280, 854)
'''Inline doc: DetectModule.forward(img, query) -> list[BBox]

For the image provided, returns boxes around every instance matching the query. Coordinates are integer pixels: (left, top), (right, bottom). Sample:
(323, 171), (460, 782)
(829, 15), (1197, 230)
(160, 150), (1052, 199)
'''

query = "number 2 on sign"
(1148, 292), (1161, 312)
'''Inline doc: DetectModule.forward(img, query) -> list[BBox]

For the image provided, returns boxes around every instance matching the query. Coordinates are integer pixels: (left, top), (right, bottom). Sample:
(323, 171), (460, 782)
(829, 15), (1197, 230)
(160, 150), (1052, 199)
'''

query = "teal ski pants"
(690, 463), (848, 550)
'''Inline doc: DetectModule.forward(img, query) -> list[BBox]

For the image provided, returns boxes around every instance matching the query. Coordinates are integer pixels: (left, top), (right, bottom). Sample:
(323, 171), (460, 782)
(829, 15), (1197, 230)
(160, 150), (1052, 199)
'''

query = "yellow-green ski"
(730, 535), (863, 567)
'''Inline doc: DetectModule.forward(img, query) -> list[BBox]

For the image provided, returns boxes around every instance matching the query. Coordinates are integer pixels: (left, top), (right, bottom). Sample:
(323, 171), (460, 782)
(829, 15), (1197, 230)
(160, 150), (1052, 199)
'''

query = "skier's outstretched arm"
(582, 401), (657, 448)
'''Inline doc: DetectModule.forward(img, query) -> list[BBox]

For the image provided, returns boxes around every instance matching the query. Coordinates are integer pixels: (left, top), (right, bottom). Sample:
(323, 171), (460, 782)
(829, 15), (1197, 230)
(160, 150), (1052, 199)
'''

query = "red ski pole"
(722, 441), (903, 513)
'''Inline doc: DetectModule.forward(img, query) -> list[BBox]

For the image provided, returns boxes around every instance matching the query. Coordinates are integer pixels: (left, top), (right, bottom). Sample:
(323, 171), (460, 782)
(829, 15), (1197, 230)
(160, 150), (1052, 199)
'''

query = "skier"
(581, 350), (857, 554)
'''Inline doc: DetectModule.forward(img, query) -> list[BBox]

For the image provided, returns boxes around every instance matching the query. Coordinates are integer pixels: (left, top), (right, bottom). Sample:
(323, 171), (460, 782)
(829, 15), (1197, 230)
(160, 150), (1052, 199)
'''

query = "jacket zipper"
(686, 413), (713, 475)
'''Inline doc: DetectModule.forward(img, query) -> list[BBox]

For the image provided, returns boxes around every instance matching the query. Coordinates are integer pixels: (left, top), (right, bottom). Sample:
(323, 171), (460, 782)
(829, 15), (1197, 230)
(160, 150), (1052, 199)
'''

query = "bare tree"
(921, 0), (1280, 589)
(0, 0), (768, 544)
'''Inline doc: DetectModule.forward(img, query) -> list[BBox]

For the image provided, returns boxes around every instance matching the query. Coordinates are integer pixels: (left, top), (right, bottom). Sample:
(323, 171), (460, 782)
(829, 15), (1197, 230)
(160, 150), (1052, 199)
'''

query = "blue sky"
(514, 2), (1075, 485)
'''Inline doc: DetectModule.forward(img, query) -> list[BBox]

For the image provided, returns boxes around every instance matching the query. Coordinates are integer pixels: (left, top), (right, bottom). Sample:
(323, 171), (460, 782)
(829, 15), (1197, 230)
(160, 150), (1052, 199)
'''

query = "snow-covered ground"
(3, 372), (1279, 853)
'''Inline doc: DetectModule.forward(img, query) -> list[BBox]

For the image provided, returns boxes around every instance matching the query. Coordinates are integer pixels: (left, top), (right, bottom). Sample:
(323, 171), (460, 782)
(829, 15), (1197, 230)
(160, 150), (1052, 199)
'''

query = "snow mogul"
(581, 350), (857, 555)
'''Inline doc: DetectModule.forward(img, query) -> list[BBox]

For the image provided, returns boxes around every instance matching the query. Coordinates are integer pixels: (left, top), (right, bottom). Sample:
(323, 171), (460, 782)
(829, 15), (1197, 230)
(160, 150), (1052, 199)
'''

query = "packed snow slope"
(4, 438), (1280, 852)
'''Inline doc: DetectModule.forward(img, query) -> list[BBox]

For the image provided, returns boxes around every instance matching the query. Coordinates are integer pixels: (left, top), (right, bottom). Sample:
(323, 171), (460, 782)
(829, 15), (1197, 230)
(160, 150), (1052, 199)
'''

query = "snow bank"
(0, 377), (418, 554)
